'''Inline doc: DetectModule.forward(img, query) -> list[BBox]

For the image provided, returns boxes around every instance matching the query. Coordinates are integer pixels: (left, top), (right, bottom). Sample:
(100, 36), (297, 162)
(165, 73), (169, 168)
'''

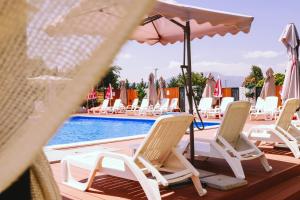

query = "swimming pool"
(48, 116), (219, 146)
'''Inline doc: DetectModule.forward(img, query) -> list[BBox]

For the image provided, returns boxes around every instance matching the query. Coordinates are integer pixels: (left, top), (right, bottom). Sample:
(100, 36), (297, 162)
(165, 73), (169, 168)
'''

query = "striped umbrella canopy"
(157, 76), (166, 102)
(280, 23), (300, 101)
(202, 73), (216, 98)
(214, 76), (222, 98)
(260, 68), (276, 99)
(148, 73), (158, 105)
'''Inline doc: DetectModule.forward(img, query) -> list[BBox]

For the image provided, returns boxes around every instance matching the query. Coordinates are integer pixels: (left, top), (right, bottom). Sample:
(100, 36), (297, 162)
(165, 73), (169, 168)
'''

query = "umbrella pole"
(185, 21), (195, 164)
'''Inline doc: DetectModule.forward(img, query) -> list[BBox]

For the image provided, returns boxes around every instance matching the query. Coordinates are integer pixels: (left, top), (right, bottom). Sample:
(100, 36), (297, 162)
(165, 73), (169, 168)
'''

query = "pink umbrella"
(148, 73), (158, 106)
(214, 76), (222, 98)
(202, 73), (216, 98)
(279, 23), (300, 101)
(157, 76), (166, 102)
(260, 68), (276, 99)
(119, 80), (127, 106)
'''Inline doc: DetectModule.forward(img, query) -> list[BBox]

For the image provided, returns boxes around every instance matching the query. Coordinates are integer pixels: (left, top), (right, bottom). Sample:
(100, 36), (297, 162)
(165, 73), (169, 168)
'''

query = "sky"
(114, 0), (300, 83)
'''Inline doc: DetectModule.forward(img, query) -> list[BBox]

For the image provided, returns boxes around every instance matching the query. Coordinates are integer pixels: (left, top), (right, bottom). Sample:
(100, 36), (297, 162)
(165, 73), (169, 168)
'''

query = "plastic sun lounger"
(108, 99), (125, 114)
(207, 97), (234, 118)
(250, 96), (278, 121)
(137, 98), (150, 115)
(152, 98), (170, 115)
(250, 97), (265, 114)
(168, 98), (179, 112)
(194, 101), (272, 179)
(88, 99), (109, 114)
(61, 114), (207, 199)
(247, 98), (300, 158)
(126, 98), (139, 110)
(196, 97), (213, 117)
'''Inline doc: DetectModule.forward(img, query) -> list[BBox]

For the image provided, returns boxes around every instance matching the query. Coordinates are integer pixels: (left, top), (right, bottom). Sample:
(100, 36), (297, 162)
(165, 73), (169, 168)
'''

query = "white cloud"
(243, 50), (282, 59)
(118, 53), (132, 59)
(168, 60), (182, 69)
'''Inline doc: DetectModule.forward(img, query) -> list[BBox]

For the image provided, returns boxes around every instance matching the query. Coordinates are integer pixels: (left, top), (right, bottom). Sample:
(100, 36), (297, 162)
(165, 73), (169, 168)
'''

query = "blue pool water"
(48, 116), (219, 146)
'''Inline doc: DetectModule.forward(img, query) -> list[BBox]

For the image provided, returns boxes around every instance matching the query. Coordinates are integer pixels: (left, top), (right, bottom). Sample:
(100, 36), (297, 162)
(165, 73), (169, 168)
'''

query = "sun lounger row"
(250, 96), (279, 120)
(88, 99), (126, 114)
(196, 97), (234, 118)
(127, 98), (179, 115)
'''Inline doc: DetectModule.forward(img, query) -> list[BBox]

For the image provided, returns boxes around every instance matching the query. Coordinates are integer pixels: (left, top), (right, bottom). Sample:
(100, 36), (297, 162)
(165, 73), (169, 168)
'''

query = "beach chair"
(138, 98), (150, 115)
(194, 101), (272, 179)
(108, 99), (125, 114)
(168, 98), (179, 112)
(250, 96), (278, 120)
(61, 114), (207, 199)
(126, 98), (139, 110)
(247, 98), (300, 158)
(250, 97), (265, 113)
(152, 98), (170, 115)
(196, 97), (213, 116)
(207, 97), (234, 118)
(88, 99), (109, 114)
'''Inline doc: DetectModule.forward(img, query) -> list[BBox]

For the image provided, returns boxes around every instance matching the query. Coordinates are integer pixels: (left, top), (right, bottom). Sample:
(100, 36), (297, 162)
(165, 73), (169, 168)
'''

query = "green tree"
(274, 73), (285, 86)
(167, 77), (179, 88)
(97, 65), (121, 91)
(130, 82), (136, 89)
(136, 79), (147, 103)
(243, 65), (264, 89)
(125, 79), (130, 89)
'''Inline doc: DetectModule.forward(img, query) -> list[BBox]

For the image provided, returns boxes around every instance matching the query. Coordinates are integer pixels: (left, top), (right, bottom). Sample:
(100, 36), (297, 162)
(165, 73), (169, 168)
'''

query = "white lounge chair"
(250, 96), (278, 120)
(250, 97), (265, 113)
(126, 98), (139, 110)
(152, 98), (170, 115)
(108, 99), (125, 113)
(61, 114), (207, 199)
(207, 97), (234, 118)
(248, 98), (300, 158)
(196, 97), (213, 116)
(138, 98), (149, 115)
(194, 101), (272, 179)
(168, 98), (179, 112)
(88, 99), (109, 114)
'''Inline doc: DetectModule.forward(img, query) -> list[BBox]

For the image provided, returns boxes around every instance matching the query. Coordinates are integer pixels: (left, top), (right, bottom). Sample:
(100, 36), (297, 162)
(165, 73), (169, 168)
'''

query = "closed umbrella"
(202, 73), (216, 98)
(260, 68), (276, 99)
(157, 76), (166, 102)
(279, 23), (300, 101)
(148, 73), (158, 106)
(119, 80), (127, 106)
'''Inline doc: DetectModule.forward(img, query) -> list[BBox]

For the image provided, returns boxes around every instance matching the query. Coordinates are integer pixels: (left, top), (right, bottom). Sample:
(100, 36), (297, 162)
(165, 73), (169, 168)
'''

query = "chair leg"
(191, 175), (207, 196)
(225, 158), (245, 179)
(259, 154), (272, 172)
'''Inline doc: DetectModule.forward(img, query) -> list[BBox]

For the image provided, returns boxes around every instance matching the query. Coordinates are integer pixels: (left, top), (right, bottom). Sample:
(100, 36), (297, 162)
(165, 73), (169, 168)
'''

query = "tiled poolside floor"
(49, 114), (300, 200)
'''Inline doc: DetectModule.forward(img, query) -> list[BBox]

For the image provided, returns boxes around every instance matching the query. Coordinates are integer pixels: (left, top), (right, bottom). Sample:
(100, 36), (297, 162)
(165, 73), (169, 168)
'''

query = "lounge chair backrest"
(220, 97), (234, 113)
(113, 99), (121, 109)
(160, 98), (170, 109)
(276, 98), (300, 130)
(255, 97), (265, 111)
(218, 101), (250, 148)
(133, 114), (194, 165)
(140, 99), (149, 109)
(198, 97), (213, 111)
(169, 98), (178, 109)
(101, 99), (109, 109)
(264, 96), (278, 112)
(131, 98), (139, 108)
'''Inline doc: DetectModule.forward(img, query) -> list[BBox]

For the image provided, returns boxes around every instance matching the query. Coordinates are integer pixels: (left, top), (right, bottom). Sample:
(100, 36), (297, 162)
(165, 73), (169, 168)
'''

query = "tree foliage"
(167, 72), (206, 88)
(243, 65), (264, 89)
(274, 73), (285, 86)
(96, 65), (121, 91)
(136, 79), (147, 103)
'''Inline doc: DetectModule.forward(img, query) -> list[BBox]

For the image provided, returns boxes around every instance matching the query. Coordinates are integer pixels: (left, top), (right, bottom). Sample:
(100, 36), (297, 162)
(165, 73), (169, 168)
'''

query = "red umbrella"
(214, 76), (222, 98)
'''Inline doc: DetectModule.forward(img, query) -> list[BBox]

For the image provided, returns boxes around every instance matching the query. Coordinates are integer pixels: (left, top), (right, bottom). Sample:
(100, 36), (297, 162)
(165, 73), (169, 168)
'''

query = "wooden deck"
(50, 115), (300, 200)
